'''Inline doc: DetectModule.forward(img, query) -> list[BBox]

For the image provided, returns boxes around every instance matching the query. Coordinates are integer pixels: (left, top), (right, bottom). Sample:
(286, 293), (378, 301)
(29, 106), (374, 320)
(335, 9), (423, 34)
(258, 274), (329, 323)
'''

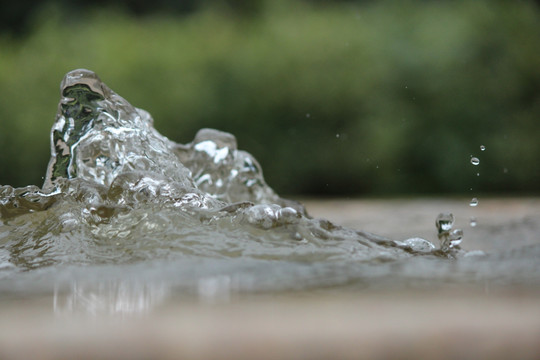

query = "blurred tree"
(0, 0), (539, 195)
(2, 0), (539, 34)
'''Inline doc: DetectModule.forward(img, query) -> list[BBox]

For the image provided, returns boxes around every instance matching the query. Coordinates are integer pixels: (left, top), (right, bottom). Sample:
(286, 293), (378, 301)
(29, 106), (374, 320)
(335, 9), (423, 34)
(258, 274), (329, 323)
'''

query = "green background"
(1, 0), (539, 196)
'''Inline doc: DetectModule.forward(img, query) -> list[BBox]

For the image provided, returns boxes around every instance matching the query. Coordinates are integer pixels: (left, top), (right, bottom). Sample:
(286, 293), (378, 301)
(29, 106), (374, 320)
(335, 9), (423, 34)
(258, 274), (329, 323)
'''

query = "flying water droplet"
(469, 198), (478, 207)
(470, 157), (480, 166)
(470, 217), (477, 227)
(480, 145), (486, 151)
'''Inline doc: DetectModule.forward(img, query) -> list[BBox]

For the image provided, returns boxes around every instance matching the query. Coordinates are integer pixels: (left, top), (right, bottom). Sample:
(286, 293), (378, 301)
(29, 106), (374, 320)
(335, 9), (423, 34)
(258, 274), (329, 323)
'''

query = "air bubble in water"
(470, 157), (480, 166)
(480, 145), (486, 151)
(469, 198), (478, 207)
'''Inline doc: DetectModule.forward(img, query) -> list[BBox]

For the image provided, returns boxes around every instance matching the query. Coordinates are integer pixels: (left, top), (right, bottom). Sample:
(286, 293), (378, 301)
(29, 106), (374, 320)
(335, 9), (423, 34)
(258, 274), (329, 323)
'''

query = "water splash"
(435, 213), (463, 251)
(45, 69), (194, 192)
(0, 69), (494, 305)
(2, 69), (449, 273)
(0, 69), (538, 311)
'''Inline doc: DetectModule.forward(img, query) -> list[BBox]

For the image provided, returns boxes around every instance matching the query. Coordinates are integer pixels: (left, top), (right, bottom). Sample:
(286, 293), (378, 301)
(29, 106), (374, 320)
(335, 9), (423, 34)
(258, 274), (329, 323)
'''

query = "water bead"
(470, 157), (480, 166)
(469, 198), (479, 207)
(449, 229), (463, 247)
(480, 145), (486, 151)
(435, 213), (454, 233)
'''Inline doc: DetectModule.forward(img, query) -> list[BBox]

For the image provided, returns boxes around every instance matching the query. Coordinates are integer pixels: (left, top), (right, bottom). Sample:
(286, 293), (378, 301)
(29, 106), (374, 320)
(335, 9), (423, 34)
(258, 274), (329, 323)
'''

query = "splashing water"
(435, 213), (463, 250)
(1, 69), (538, 309)
(1, 69), (450, 267)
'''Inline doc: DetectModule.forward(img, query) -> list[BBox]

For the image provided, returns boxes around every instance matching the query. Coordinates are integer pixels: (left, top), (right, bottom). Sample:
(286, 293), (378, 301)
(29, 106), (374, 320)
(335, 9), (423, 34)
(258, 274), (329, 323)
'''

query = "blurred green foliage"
(0, 0), (539, 195)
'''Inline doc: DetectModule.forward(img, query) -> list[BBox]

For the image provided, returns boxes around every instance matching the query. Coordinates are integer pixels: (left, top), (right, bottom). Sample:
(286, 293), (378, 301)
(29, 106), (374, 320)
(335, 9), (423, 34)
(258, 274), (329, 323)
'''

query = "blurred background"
(0, 0), (539, 197)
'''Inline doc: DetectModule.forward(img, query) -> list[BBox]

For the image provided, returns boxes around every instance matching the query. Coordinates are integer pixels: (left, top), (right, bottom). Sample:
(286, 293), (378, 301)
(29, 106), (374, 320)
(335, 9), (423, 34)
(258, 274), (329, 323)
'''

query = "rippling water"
(1, 70), (538, 313)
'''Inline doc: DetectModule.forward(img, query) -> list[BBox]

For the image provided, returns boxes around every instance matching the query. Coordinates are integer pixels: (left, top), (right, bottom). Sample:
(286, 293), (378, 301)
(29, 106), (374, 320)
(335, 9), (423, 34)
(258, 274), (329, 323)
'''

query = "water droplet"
(306, 113), (310, 118)
(480, 145), (486, 151)
(470, 217), (477, 227)
(436, 213), (454, 234)
(336, 133), (340, 138)
(469, 198), (478, 207)
(476, 172), (480, 177)
(471, 157), (480, 166)
(449, 228), (463, 247)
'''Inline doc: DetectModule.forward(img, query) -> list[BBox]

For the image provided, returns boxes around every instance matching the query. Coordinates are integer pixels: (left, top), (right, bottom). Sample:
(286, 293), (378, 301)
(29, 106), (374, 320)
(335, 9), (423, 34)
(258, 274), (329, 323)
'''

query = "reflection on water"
(53, 281), (170, 316)
(53, 275), (249, 315)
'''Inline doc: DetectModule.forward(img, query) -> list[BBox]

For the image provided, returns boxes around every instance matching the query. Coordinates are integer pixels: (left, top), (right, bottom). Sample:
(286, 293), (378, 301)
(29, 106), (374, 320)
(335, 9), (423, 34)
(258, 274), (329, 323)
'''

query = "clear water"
(1, 70), (539, 313)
